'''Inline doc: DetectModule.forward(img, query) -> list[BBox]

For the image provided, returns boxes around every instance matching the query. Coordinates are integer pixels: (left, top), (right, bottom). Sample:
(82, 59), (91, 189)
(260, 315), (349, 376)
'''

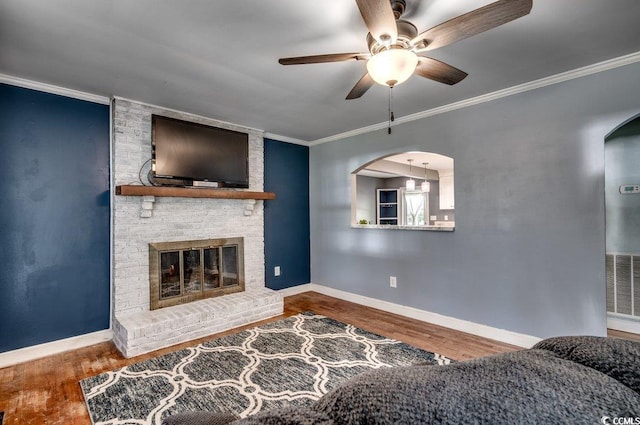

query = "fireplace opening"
(149, 238), (244, 310)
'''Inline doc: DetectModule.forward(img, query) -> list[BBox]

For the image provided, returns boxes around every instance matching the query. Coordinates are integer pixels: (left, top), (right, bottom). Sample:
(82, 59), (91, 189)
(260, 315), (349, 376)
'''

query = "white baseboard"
(0, 329), (113, 368)
(0, 282), (545, 368)
(607, 313), (640, 334)
(304, 283), (541, 348)
(277, 283), (313, 297)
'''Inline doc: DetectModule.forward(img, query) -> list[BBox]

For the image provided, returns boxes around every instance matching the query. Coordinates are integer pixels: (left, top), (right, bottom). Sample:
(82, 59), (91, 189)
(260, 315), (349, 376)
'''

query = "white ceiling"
(2, 0), (640, 143)
(385, 152), (453, 171)
(358, 152), (452, 178)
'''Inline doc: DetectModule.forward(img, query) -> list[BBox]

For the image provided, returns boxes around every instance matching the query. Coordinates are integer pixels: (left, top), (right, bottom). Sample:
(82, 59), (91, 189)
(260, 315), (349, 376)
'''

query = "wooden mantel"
(115, 185), (276, 200)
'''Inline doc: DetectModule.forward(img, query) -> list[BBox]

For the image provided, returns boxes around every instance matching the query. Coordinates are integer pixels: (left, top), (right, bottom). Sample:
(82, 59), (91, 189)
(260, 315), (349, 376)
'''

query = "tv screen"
(152, 115), (249, 188)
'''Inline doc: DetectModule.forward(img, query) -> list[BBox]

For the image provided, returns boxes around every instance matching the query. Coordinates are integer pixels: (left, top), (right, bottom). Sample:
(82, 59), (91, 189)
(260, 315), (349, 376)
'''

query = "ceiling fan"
(279, 0), (533, 99)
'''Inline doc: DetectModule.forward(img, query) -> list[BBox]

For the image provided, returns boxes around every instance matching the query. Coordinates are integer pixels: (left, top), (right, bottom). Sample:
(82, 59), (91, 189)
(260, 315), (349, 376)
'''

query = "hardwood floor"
(283, 292), (521, 361)
(0, 291), (636, 425)
(608, 328), (640, 342)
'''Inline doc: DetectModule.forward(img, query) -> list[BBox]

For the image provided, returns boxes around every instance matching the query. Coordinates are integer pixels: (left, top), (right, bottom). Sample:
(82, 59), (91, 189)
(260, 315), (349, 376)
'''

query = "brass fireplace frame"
(149, 237), (245, 310)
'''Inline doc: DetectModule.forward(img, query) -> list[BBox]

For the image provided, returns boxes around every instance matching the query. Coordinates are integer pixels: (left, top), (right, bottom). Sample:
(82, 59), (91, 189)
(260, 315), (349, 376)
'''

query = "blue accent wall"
(264, 139), (310, 289)
(0, 84), (110, 352)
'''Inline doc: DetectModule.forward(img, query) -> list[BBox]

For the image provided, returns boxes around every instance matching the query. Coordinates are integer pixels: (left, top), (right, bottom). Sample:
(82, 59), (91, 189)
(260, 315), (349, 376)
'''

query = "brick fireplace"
(111, 98), (283, 357)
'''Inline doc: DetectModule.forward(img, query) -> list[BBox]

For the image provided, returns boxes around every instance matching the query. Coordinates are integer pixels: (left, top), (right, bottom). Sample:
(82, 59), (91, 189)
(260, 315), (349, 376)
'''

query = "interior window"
(403, 189), (428, 226)
(351, 151), (454, 231)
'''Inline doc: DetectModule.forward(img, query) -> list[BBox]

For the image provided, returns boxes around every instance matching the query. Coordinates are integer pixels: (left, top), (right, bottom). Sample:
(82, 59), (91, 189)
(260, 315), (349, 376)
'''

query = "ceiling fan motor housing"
(367, 19), (418, 54)
(391, 0), (407, 19)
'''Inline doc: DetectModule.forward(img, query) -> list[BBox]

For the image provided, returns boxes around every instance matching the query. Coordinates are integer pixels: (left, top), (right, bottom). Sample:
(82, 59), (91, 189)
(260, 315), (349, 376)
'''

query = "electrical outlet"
(390, 276), (397, 288)
(274, 266), (281, 276)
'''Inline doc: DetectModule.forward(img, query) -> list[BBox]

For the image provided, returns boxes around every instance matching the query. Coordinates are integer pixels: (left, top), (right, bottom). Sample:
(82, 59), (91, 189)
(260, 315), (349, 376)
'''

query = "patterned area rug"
(81, 312), (451, 424)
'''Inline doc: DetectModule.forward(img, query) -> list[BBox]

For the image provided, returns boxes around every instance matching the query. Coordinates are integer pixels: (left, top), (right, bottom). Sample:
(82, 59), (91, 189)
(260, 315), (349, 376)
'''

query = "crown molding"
(309, 51), (640, 146)
(4, 50), (639, 144)
(0, 73), (110, 105)
(113, 95), (269, 136)
(264, 132), (310, 146)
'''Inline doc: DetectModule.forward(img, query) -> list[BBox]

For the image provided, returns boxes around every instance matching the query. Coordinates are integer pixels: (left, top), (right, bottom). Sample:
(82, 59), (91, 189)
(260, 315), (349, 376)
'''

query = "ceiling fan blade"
(346, 73), (375, 99)
(412, 0), (532, 51)
(415, 57), (468, 85)
(355, 0), (398, 45)
(279, 53), (369, 65)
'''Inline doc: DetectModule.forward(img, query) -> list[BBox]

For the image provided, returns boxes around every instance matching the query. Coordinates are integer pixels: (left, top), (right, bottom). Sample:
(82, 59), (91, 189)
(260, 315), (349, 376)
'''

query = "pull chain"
(388, 86), (395, 134)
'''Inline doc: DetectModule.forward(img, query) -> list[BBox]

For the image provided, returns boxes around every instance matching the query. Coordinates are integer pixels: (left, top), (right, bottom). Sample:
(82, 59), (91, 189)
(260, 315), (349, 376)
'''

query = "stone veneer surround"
(111, 98), (282, 357)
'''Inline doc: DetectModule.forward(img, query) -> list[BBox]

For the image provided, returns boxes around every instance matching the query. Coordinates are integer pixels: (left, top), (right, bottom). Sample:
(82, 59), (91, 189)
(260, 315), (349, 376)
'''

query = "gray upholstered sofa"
(164, 336), (640, 424)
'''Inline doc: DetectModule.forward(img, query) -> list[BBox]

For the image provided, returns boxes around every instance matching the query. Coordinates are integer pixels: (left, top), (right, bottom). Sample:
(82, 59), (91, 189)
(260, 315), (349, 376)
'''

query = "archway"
(351, 151), (454, 230)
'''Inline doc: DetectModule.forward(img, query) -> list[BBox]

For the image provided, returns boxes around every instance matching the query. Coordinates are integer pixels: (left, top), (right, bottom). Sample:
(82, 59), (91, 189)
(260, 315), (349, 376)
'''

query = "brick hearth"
(113, 288), (282, 357)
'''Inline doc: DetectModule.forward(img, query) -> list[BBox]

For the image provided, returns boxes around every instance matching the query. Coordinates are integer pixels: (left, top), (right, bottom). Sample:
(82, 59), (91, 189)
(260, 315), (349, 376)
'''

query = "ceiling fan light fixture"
(366, 48), (418, 87)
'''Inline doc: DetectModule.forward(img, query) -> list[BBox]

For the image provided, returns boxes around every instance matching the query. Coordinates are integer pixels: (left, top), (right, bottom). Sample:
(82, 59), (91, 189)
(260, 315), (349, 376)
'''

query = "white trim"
(0, 330), (113, 368)
(606, 251), (640, 256)
(614, 253), (618, 312)
(607, 312), (640, 334)
(632, 255), (635, 316)
(0, 73), (110, 105)
(3, 51), (639, 143)
(307, 283), (541, 348)
(309, 51), (640, 146)
(264, 133), (310, 146)
(277, 283), (313, 297)
(113, 96), (265, 135)
(109, 97), (115, 330)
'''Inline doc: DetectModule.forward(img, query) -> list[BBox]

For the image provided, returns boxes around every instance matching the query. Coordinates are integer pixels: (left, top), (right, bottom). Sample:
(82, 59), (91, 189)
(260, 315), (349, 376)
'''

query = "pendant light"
(421, 162), (431, 193)
(406, 159), (415, 191)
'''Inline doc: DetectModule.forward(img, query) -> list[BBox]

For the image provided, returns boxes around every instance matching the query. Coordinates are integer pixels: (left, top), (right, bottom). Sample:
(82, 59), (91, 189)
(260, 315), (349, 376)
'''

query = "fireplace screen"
(160, 251), (181, 298)
(150, 238), (244, 310)
(203, 248), (220, 290)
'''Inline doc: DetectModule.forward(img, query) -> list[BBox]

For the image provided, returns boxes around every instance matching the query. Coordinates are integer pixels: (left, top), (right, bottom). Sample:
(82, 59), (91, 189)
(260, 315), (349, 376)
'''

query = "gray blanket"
(164, 336), (640, 425)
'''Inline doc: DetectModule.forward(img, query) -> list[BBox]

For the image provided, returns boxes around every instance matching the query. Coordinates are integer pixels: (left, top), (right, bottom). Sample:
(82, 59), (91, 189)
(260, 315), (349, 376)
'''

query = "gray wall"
(355, 175), (380, 224)
(425, 181), (454, 223)
(605, 116), (640, 253)
(380, 177), (406, 189)
(310, 61), (640, 339)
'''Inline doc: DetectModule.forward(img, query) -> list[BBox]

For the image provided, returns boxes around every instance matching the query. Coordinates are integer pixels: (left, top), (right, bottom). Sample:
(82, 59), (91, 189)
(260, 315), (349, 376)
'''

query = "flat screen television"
(152, 115), (249, 188)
